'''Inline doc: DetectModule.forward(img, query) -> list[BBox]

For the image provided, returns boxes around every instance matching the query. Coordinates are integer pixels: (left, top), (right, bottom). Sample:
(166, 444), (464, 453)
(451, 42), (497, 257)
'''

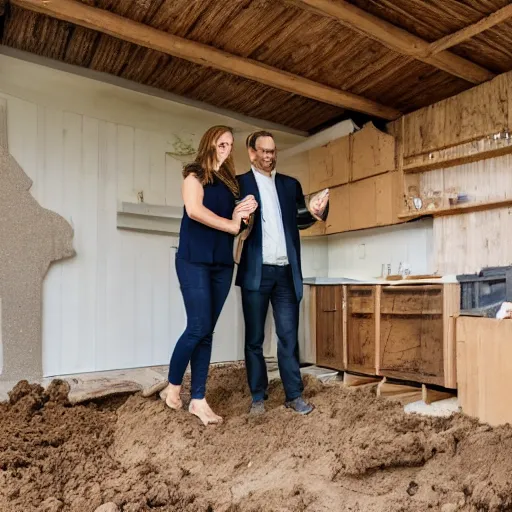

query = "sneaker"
(285, 397), (314, 415)
(249, 400), (265, 415)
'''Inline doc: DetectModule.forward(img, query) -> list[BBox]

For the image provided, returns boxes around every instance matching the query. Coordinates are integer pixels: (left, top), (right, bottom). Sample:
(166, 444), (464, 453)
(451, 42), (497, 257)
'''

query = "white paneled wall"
(3, 93), (246, 377)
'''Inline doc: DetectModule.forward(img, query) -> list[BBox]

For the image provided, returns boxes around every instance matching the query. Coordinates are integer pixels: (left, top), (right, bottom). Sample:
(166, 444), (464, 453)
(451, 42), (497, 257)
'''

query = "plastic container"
(457, 266), (512, 317)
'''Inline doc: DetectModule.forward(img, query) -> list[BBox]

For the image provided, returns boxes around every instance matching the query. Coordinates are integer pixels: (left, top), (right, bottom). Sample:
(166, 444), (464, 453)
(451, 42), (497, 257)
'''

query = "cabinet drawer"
(381, 285), (442, 315)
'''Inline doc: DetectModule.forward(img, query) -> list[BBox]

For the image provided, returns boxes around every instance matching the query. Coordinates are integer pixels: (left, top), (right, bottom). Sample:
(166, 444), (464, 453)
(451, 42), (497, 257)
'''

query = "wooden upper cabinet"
(305, 124), (400, 235)
(402, 73), (509, 158)
(308, 136), (350, 193)
(348, 172), (399, 230)
(306, 171), (400, 236)
(351, 122), (395, 182)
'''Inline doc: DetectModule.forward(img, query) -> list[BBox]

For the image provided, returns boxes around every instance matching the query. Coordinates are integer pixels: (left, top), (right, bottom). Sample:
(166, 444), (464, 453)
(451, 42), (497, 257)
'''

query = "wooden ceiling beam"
(287, 0), (495, 85)
(10, 0), (401, 120)
(427, 4), (512, 56)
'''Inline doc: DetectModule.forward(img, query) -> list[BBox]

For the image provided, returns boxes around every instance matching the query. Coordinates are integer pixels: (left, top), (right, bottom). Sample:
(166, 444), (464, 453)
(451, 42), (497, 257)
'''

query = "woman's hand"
(231, 196), (258, 234)
(231, 208), (251, 234)
(235, 195), (258, 218)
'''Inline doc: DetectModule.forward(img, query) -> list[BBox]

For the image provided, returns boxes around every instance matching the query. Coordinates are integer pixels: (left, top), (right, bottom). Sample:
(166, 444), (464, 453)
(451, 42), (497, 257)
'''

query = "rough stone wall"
(0, 100), (75, 381)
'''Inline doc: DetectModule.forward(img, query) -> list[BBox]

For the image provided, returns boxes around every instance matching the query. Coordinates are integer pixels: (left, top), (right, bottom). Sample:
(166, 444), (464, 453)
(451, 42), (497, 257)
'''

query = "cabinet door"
(349, 178), (376, 230)
(346, 286), (377, 374)
(308, 136), (350, 193)
(379, 285), (444, 386)
(348, 172), (398, 230)
(308, 145), (332, 194)
(351, 122), (395, 182)
(316, 286), (344, 370)
(325, 185), (350, 235)
(329, 137), (350, 186)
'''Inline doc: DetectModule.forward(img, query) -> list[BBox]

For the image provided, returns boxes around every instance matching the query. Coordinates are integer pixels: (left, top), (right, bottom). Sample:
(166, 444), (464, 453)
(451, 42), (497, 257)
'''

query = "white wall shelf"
(117, 202), (183, 236)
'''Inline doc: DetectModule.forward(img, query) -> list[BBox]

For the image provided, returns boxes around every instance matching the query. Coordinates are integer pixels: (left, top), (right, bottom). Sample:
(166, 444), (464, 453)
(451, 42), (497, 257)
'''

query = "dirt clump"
(1, 363), (512, 511)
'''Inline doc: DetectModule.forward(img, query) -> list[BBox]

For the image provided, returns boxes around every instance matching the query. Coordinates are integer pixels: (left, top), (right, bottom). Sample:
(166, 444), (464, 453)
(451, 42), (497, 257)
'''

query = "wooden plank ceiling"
(1, 0), (512, 133)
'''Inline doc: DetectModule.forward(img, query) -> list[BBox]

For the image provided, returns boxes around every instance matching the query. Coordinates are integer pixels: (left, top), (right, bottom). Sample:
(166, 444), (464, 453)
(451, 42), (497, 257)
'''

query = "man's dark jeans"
(242, 264), (303, 402)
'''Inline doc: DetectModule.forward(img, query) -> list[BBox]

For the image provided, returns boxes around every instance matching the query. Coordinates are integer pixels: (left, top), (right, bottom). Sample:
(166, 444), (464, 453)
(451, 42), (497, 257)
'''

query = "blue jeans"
(242, 265), (303, 402)
(168, 257), (233, 399)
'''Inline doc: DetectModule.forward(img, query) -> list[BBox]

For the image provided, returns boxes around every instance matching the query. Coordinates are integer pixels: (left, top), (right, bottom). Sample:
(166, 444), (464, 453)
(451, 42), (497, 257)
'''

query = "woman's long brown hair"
(183, 125), (240, 198)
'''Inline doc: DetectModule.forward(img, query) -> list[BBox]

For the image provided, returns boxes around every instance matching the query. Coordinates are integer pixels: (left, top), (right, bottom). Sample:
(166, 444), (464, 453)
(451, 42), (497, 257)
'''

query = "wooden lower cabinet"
(457, 317), (512, 426)
(310, 282), (460, 387)
(315, 285), (344, 371)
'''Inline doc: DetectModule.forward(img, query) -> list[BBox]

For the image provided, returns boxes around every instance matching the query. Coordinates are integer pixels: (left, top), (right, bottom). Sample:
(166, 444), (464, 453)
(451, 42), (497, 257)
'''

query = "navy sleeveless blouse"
(177, 175), (236, 265)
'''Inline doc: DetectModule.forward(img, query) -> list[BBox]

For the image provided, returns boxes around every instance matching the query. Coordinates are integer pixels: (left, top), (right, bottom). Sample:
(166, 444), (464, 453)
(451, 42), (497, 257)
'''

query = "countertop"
(303, 276), (459, 286)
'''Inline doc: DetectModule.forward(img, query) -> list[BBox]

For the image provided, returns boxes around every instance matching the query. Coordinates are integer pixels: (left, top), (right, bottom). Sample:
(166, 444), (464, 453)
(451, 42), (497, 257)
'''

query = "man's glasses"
(255, 147), (276, 156)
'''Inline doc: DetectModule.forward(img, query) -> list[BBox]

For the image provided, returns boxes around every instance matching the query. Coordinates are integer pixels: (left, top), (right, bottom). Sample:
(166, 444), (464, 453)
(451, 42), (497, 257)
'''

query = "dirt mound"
(1, 365), (512, 511)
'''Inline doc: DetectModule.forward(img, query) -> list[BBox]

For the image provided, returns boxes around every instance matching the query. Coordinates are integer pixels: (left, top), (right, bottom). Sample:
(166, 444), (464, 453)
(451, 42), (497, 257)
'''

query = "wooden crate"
(345, 285), (378, 374)
(315, 285), (344, 371)
(379, 284), (459, 388)
(457, 316), (512, 426)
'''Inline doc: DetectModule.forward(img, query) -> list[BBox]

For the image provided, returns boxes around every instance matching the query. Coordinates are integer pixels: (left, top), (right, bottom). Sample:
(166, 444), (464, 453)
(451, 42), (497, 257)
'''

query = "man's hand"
(309, 188), (329, 221)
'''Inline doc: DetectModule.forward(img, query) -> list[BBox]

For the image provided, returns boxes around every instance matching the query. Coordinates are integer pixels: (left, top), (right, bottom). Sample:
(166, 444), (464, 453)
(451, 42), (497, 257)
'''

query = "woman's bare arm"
(183, 174), (247, 235)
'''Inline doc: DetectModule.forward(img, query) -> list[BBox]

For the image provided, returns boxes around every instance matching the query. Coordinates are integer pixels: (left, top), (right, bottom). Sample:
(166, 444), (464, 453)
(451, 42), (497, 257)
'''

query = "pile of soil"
(1, 364), (512, 512)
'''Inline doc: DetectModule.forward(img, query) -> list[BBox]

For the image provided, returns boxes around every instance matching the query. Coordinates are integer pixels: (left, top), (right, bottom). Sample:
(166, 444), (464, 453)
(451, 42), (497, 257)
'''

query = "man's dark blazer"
(235, 170), (325, 302)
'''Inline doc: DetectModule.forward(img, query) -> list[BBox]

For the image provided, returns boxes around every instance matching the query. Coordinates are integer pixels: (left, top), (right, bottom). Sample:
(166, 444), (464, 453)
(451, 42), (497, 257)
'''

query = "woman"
(159, 126), (257, 426)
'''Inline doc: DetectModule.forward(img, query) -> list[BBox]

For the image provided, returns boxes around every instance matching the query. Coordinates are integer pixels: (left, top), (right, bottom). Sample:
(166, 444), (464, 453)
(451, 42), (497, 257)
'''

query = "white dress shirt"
(252, 166), (289, 265)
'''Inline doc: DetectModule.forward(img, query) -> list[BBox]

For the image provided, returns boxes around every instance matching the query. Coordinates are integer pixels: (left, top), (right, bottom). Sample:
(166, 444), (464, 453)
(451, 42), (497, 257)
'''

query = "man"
(236, 131), (329, 415)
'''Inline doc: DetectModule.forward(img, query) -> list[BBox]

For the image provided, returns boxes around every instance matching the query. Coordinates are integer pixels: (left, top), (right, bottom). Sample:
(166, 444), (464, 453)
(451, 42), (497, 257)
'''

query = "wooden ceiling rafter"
(286, 0), (496, 84)
(426, 3), (512, 56)
(9, 0), (401, 120)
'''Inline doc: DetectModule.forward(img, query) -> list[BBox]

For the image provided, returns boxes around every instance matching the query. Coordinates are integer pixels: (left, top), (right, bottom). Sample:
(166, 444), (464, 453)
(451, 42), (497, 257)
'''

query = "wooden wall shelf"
(402, 135), (512, 175)
(398, 198), (512, 221)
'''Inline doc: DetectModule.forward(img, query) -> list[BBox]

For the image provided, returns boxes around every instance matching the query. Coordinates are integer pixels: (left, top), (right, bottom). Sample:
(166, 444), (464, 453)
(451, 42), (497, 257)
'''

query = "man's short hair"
(246, 130), (275, 150)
